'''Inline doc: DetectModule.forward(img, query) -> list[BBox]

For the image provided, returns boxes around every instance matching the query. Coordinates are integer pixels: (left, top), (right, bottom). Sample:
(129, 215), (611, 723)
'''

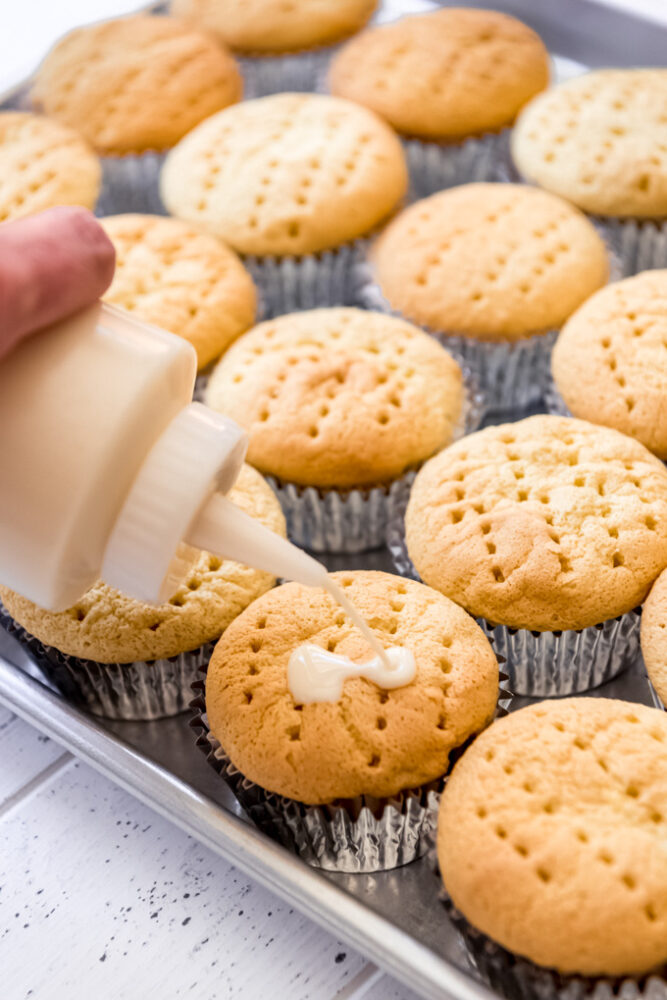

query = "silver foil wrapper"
(404, 130), (509, 201)
(239, 47), (335, 98)
(264, 364), (484, 553)
(443, 896), (667, 1000)
(190, 681), (440, 872)
(386, 512), (641, 698)
(595, 218), (667, 279)
(244, 240), (368, 319)
(649, 681), (665, 711)
(544, 376), (571, 417)
(0, 606), (214, 721)
(95, 152), (167, 217)
(355, 260), (557, 416)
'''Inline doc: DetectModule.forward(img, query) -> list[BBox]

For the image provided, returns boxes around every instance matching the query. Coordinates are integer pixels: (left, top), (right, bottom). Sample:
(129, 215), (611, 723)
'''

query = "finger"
(0, 206), (116, 359)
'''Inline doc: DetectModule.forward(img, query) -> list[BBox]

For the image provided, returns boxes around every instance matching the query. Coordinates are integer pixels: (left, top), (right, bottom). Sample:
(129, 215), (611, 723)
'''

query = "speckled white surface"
(2, 2), (667, 998)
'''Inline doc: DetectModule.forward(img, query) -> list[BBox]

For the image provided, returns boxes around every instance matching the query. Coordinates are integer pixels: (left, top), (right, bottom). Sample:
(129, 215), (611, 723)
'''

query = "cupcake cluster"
(3, 3), (667, 995)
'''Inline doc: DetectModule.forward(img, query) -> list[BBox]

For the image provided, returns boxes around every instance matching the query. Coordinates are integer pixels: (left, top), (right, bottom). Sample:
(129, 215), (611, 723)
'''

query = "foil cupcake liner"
(190, 680), (440, 872)
(594, 219), (667, 279)
(0, 605), (214, 721)
(264, 364), (484, 553)
(443, 896), (667, 1000)
(244, 239), (369, 319)
(95, 152), (167, 217)
(648, 681), (665, 711)
(386, 511), (641, 698)
(239, 47), (336, 99)
(355, 260), (556, 416)
(403, 130), (510, 201)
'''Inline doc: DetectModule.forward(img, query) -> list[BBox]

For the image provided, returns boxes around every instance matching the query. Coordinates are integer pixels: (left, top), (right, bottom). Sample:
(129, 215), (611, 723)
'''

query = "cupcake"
(0, 112), (100, 222)
(511, 70), (667, 276)
(31, 15), (242, 215)
(196, 569), (499, 871)
(204, 307), (480, 552)
(438, 698), (667, 995)
(641, 568), (667, 710)
(329, 7), (549, 198)
(160, 93), (408, 317)
(362, 183), (610, 413)
(0, 465), (285, 720)
(550, 271), (667, 459)
(397, 415), (667, 696)
(100, 214), (257, 372)
(171, 0), (377, 98)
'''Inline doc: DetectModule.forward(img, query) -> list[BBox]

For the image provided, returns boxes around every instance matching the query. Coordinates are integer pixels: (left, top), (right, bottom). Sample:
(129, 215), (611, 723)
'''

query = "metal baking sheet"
(1, 2), (666, 998)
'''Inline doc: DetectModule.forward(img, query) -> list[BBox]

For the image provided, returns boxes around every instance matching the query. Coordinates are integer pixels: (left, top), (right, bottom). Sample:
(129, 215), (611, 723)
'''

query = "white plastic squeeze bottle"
(0, 302), (391, 667)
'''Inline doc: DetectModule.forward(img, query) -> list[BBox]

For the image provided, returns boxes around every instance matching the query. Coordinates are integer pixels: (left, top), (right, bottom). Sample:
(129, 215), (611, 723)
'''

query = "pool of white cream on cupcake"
(288, 644), (415, 704)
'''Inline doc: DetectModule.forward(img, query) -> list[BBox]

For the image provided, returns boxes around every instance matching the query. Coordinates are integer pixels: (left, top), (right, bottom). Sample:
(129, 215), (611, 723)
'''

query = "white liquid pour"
(188, 495), (393, 669)
(288, 644), (416, 705)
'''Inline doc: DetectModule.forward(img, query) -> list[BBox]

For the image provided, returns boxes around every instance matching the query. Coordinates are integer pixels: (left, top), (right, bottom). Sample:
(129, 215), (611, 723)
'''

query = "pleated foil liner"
(95, 152), (167, 217)
(385, 513), (641, 698)
(244, 239), (368, 319)
(442, 896), (667, 1000)
(0, 605), (214, 721)
(238, 47), (336, 99)
(190, 680), (439, 872)
(355, 260), (557, 416)
(594, 218), (667, 279)
(404, 130), (510, 201)
(648, 681), (665, 711)
(264, 365), (484, 554)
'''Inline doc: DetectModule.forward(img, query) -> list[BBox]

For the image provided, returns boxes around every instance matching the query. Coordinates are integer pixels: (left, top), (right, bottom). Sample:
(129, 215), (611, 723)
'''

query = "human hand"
(0, 206), (115, 361)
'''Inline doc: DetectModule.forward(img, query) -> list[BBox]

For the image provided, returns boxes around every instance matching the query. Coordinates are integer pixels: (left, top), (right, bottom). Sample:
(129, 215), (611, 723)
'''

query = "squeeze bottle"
(0, 303), (329, 613)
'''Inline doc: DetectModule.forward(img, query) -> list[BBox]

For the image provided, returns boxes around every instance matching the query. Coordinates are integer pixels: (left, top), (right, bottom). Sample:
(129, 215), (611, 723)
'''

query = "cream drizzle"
(287, 645), (416, 705)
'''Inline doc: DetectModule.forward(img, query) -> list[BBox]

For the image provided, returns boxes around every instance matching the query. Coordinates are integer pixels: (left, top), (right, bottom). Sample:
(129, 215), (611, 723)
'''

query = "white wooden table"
(2, 1), (666, 997)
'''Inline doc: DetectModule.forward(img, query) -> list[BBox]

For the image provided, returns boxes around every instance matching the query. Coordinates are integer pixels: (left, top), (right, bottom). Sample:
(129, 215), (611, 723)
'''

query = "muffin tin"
(1, 2), (666, 999)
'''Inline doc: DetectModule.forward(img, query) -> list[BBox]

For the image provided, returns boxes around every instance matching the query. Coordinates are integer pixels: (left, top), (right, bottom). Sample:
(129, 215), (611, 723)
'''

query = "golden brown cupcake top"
(330, 8), (549, 141)
(0, 466), (284, 663)
(641, 568), (667, 708)
(406, 415), (667, 631)
(101, 214), (256, 371)
(205, 308), (464, 488)
(160, 93), (408, 256)
(438, 698), (667, 976)
(32, 16), (242, 154)
(512, 70), (667, 218)
(206, 570), (499, 804)
(552, 270), (667, 460)
(0, 112), (100, 222)
(372, 184), (609, 341)
(171, 0), (377, 53)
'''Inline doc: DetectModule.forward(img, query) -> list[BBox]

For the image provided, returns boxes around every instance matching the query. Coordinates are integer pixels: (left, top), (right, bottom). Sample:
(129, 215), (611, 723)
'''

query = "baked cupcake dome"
(641, 568), (667, 707)
(0, 466), (284, 663)
(552, 271), (667, 460)
(0, 112), (100, 222)
(512, 69), (667, 219)
(405, 415), (667, 632)
(170, 0), (377, 54)
(101, 214), (257, 371)
(31, 15), (242, 155)
(204, 307), (465, 489)
(205, 570), (499, 804)
(371, 184), (609, 340)
(160, 93), (408, 256)
(329, 8), (549, 142)
(438, 697), (667, 977)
